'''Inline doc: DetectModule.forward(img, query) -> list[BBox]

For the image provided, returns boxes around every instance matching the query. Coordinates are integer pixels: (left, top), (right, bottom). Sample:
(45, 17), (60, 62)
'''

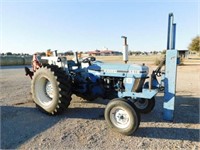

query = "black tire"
(31, 64), (72, 115)
(104, 98), (140, 135)
(134, 97), (155, 114)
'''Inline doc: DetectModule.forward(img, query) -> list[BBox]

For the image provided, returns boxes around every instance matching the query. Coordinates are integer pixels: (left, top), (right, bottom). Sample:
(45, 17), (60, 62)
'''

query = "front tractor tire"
(31, 65), (72, 115)
(104, 98), (140, 135)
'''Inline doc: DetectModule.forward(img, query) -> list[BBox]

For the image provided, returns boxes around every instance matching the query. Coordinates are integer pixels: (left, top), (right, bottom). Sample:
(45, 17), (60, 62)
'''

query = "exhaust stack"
(121, 36), (128, 64)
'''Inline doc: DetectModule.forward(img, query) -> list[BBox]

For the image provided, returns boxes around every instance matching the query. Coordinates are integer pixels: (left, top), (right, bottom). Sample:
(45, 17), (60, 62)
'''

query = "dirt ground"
(0, 59), (200, 149)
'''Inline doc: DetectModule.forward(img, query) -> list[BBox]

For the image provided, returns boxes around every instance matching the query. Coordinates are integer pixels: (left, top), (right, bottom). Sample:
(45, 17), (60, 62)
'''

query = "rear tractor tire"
(31, 64), (72, 115)
(104, 98), (140, 135)
(134, 97), (155, 114)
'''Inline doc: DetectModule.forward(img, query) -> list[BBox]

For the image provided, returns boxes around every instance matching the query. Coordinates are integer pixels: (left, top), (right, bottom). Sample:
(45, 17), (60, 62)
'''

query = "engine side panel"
(88, 63), (149, 78)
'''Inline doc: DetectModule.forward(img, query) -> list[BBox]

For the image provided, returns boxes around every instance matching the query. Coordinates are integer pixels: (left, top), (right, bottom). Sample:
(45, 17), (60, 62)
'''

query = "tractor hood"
(88, 61), (149, 78)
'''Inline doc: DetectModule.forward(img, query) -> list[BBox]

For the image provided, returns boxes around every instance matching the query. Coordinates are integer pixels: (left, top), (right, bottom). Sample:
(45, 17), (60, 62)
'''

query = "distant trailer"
(178, 49), (189, 58)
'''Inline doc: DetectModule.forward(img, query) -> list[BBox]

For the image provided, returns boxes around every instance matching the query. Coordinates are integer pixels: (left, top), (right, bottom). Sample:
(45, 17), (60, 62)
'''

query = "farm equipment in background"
(25, 13), (178, 135)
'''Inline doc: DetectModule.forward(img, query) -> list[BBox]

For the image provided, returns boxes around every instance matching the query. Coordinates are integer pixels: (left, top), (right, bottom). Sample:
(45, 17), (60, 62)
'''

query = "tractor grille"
(132, 78), (145, 92)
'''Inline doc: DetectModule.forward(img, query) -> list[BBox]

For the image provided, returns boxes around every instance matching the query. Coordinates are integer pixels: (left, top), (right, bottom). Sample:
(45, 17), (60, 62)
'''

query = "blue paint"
(88, 73), (98, 82)
(163, 13), (178, 121)
(89, 62), (149, 78)
(118, 88), (158, 99)
(123, 77), (135, 92)
(172, 23), (176, 49)
(91, 84), (105, 96)
(152, 77), (160, 88)
(163, 108), (174, 121)
(163, 50), (178, 121)
(167, 13), (174, 49)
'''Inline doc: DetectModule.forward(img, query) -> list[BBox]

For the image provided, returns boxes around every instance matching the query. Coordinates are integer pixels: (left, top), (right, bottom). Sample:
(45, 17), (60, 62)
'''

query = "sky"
(0, 0), (199, 54)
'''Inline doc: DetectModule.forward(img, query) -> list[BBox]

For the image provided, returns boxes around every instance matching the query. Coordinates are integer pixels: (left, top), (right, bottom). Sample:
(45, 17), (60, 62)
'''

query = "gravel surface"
(0, 64), (199, 149)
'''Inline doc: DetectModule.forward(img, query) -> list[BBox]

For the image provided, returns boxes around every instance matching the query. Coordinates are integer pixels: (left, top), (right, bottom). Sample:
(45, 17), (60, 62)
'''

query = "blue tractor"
(26, 13), (178, 135)
(26, 51), (159, 135)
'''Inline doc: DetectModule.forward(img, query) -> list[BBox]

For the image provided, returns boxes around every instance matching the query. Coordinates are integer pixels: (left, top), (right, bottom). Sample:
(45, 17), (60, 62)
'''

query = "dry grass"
(87, 54), (200, 65)
(67, 55), (164, 64)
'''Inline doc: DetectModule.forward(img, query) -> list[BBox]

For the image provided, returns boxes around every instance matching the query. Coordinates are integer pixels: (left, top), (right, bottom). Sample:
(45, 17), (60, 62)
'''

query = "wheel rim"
(35, 76), (54, 106)
(134, 99), (148, 110)
(110, 107), (130, 129)
(45, 81), (53, 98)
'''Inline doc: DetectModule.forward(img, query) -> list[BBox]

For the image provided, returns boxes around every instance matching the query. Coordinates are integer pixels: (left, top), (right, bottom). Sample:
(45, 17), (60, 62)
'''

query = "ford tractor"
(25, 13), (178, 135)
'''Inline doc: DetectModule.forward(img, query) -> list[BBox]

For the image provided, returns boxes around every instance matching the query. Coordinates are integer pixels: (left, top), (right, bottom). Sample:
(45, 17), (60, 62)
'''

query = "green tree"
(40, 52), (46, 56)
(6, 52), (12, 55)
(162, 49), (166, 55)
(188, 36), (200, 52)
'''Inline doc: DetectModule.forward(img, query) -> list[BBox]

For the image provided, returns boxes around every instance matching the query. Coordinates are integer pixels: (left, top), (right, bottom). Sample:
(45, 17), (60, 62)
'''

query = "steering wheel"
(82, 56), (96, 63)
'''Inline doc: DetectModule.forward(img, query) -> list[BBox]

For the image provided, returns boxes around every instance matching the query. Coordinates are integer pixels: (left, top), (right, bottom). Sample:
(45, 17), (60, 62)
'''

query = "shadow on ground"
(0, 105), (104, 149)
(141, 95), (199, 124)
(1, 95), (199, 148)
(136, 95), (199, 141)
(1, 106), (57, 149)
